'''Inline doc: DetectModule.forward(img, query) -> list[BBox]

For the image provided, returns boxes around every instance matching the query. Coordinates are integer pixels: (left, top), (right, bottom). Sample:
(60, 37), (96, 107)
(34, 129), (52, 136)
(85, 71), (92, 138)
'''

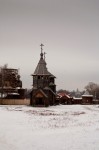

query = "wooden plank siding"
(0, 99), (30, 105)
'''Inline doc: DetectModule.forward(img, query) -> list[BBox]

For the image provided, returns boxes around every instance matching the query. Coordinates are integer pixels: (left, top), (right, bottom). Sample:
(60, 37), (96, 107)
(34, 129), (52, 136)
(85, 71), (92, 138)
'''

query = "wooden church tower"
(30, 44), (56, 107)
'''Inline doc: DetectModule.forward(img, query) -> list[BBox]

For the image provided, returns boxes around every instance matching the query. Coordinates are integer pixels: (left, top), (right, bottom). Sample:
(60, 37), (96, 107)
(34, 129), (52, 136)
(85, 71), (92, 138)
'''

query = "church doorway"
(35, 97), (44, 106)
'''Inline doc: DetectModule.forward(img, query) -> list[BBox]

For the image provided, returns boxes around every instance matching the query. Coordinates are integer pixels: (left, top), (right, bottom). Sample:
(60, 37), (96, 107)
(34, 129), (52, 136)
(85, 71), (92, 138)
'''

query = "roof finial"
(40, 43), (44, 59)
(40, 43), (44, 53)
(44, 52), (46, 60)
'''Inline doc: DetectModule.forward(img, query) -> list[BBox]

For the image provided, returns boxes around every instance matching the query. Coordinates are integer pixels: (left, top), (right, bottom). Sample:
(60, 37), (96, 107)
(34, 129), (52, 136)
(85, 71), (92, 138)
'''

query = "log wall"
(0, 99), (30, 105)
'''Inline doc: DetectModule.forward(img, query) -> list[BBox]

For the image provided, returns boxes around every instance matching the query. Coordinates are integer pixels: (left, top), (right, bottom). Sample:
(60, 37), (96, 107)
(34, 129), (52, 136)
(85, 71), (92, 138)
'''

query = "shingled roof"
(33, 56), (52, 75)
(33, 46), (55, 77)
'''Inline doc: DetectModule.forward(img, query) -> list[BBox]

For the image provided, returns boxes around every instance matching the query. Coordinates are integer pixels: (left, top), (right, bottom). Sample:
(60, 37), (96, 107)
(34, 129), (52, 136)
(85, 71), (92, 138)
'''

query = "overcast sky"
(0, 0), (99, 91)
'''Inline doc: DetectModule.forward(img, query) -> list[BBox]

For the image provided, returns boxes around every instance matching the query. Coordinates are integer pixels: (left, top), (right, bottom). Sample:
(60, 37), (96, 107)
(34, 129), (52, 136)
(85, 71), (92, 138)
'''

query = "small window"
(41, 76), (43, 79)
(38, 76), (40, 79)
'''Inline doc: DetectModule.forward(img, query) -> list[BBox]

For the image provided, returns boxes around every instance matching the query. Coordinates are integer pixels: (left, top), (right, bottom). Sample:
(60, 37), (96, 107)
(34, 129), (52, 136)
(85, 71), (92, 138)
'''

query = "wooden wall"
(0, 99), (30, 105)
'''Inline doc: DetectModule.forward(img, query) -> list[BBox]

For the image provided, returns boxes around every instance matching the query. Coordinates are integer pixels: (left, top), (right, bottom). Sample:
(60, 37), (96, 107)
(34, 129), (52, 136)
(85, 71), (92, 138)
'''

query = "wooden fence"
(0, 99), (30, 105)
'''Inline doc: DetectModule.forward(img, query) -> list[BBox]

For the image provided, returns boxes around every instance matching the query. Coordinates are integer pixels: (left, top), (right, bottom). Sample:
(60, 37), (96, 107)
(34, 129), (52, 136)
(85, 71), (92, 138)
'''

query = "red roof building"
(57, 92), (72, 105)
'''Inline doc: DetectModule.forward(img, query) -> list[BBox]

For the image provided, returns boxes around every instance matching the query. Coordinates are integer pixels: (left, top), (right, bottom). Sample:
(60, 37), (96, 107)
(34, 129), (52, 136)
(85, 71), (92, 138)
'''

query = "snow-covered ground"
(0, 105), (99, 150)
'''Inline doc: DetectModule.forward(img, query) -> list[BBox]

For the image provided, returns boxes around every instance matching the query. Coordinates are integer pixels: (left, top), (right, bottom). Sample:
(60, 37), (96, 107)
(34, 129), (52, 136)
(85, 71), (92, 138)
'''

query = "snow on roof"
(82, 90), (93, 97)
(82, 95), (93, 97)
(57, 92), (71, 98)
(8, 93), (20, 95)
(73, 97), (82, 100)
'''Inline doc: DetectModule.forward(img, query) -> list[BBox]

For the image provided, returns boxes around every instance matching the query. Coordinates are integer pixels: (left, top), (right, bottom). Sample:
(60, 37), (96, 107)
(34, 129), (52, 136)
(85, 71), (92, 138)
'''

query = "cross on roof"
(40, 43), (44, 53)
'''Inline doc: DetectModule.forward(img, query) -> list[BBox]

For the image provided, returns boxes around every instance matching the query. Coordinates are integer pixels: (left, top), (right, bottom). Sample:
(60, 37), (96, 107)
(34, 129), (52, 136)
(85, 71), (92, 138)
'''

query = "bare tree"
(85, 82), (99, 99)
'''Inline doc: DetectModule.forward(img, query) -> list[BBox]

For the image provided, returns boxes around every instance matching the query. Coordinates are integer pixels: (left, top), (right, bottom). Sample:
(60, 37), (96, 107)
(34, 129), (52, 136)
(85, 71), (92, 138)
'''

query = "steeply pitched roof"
(33, 57), (51, 75)
(33, 50), (55, 76)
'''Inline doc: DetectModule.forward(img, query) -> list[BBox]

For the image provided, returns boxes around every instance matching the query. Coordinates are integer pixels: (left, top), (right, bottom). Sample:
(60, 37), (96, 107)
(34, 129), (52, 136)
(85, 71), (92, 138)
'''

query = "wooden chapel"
(30, 44), (56, 107)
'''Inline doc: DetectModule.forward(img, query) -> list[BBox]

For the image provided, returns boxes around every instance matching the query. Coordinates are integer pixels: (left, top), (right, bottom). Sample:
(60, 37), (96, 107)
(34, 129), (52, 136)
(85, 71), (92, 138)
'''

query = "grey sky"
(0, 0), (99, 91)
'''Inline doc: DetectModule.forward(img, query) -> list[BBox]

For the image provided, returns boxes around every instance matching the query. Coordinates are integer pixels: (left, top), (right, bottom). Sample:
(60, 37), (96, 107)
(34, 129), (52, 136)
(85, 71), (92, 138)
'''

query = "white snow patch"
(0, 105), (99, 150)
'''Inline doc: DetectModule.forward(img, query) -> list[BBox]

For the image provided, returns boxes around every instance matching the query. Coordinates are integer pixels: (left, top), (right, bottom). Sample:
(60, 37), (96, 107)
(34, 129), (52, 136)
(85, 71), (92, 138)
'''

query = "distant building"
(0, 65), (25, 99)
(82, 90), (93, 104)
(73, 89), (82, 104)
(73, 97), (82, 104)
(30, 44), (56, 107)
(75, 88), (82, 98)
(57, 92), (72, 104)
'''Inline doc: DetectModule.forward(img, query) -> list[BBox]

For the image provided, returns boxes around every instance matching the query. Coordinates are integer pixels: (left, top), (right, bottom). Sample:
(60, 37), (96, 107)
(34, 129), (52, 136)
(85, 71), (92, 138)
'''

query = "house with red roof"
(57, 92), (72, 105)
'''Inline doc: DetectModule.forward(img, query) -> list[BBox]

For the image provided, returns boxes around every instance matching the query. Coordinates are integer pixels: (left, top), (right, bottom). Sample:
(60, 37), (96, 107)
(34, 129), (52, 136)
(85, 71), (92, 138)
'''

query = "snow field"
(0, 105), (99, 150)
